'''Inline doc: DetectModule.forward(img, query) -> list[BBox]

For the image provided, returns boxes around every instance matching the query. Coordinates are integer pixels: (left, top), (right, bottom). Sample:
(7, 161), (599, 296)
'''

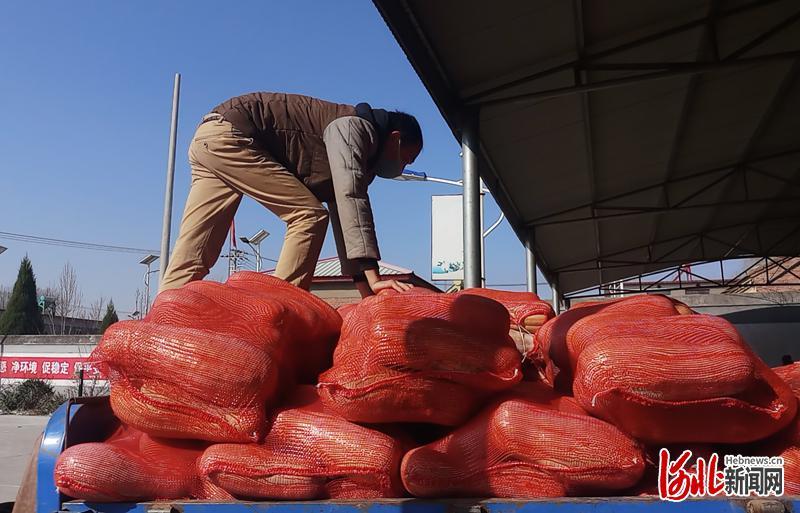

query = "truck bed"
(39, 398), (800, 513)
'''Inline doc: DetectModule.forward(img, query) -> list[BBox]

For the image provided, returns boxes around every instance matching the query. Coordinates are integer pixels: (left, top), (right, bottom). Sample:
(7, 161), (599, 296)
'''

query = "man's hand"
(371, 279), (414, 294)
(364, 268), (414, 295)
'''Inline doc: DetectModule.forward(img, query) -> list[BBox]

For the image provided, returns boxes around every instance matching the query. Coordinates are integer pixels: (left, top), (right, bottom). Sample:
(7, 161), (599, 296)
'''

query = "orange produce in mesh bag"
(533, 295), (690, 388)
(92, 272), (341, 442)
(774, 362), (800, 395)
(536, 295), (796, 444)
(458, 288), (554, 357)
(401, 392), (645, 498)
(198, 387), (405, 499)
(457, 288), (554, 330)
(54, 426), (222, 501)
(317, 291), (522, 425)
(755, 363), (800, 488)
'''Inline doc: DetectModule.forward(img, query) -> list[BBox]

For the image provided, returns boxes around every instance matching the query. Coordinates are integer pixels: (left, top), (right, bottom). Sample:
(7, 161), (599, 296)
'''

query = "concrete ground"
(0, 415), (48, 503)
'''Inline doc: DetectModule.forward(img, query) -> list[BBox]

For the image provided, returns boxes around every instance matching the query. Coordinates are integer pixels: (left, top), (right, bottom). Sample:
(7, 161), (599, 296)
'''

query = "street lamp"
(396, 170), (505, 287)
(139, 254), (159, 315)
(240, 229), (270, 272)
(0, 245), (6, 255)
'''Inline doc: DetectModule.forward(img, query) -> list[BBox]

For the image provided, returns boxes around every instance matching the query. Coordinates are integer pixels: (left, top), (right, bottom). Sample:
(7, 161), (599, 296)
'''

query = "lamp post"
(239, 229), (270, 272)
(139, 254), (159, 315)
(396, 170), (505, 287)
(159, 73), (181, 293)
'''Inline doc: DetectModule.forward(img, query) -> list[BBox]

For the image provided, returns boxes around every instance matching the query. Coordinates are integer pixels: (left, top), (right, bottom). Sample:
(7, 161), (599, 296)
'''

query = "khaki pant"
(160, 116), (329, 291)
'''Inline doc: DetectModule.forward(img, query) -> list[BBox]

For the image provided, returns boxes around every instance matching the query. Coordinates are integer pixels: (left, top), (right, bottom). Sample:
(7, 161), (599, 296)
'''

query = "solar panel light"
(139, 254), (159, 266)
(395, 169), (427, 181)
(241, 229), (269, 245)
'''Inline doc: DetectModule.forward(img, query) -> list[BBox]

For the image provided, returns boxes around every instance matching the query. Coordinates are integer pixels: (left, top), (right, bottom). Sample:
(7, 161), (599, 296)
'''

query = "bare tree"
(132, 288), (145, 320)
(49, 263), (84, 335)
(38, 285), (58, 334)
(0, 284), (11, 310)
(87, 296), (107, 322)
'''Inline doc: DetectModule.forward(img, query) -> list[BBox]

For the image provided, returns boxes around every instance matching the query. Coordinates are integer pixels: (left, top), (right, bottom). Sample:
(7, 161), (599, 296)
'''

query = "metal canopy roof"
(373, 0), (800, 295)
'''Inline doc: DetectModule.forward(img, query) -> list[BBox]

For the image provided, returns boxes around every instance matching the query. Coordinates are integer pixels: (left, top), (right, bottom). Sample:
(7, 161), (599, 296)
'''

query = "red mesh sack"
(54, 426), (218, 501)
(401, 394), (645, 498)
(198, 386), (405, 499)
(95, 322), (279, 442)
(745, 363), (800, 498)
(148, 273), (341, 383)
(92, 272), (341, 442)
(337, 303), (359, 323)
(625, 444), (724, 496)
(774, 363), (800, 395)
(782, 446), (800, 495)
(561, 308), (796, 443)
(318, 291), (522, 425)
(457, 288), (554, 331)
(533, 295), (688, 388)
(501, 381), (588, 416)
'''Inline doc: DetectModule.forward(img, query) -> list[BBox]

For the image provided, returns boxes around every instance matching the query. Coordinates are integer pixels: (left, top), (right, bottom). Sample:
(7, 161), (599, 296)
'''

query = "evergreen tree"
(0, 256), (44, 335)
(99, 300), (119, 334)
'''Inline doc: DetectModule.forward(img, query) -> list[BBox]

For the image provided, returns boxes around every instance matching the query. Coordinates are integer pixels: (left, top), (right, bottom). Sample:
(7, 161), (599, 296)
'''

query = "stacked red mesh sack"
(456, 289), (554, 356)
(319, 289), (648, 497)
(532, 294), (796, 444)
(55, 425), (229, 501)
(199, 386), (406, 499)
(758, 362), (800, 494)
(317, 289), (523, 425)
(55, 281), (798, 501)
(402, 381), (646, 497)
(92, 272), (341, 442)
(55, 272), (344, 500)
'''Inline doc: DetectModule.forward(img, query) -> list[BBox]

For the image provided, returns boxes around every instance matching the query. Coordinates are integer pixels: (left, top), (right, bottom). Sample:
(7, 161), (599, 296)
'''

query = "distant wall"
(0, 335), (101, 392)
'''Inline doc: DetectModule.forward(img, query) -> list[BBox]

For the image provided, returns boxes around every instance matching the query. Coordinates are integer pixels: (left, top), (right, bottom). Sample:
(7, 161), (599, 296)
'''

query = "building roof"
(373, 0), (800, 296)
(311, 257), (411, 279)
(265, 257), (441, 291)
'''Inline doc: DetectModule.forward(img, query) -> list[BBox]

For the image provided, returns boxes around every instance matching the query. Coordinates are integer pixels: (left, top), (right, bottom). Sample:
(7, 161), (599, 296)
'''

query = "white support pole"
(143, 267), (150, 316)
(525, 237), (537, 294)
(462, 116), (482, 289)
(551, 280), (561, 315)
(158, 72), (181, 292)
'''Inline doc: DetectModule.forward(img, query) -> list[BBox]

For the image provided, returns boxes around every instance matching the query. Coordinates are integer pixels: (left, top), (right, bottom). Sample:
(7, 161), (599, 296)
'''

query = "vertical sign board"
(431, 195), (464, 281)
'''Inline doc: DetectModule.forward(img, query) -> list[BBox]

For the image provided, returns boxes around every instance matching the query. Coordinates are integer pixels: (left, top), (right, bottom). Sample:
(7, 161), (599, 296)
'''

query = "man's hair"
(387, 111), (423, 149)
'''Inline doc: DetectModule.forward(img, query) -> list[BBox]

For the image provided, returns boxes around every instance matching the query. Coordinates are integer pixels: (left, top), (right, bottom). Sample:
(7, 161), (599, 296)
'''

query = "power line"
(0, 231), (159, 255)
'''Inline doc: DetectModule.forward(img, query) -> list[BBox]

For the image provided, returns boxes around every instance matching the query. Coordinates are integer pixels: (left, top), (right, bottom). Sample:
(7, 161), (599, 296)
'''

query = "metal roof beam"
(558, 257), (761, 275)
(746, 165), (800, 188)
(726, 9), (800, 61)
(530, 197), (800, 227)
(646, 0), (717, 258)
(525, 147), (800, 225)
(572, 0), (603, 285)
(700, 60), (800, 246)
(464, 0), (781, 103)
(469, 51), (800, 107)
(550, 215), (798, 272)
(767, 256), (800, 282)
(766, 223), (800, 254)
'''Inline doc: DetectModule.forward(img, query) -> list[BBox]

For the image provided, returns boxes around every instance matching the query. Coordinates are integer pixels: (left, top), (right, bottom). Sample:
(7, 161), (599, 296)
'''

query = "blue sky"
(0, 1), (540, 315)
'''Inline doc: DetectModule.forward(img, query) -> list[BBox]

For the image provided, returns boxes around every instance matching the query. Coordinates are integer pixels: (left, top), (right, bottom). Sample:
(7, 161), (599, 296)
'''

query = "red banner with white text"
(0, 355), (100, 381)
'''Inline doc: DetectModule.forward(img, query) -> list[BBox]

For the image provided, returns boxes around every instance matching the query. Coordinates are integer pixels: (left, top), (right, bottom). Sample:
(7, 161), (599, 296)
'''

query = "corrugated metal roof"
(266, 257), (411, 278)
(373, 0), (800, 295)
(313, 257), (410, 277)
